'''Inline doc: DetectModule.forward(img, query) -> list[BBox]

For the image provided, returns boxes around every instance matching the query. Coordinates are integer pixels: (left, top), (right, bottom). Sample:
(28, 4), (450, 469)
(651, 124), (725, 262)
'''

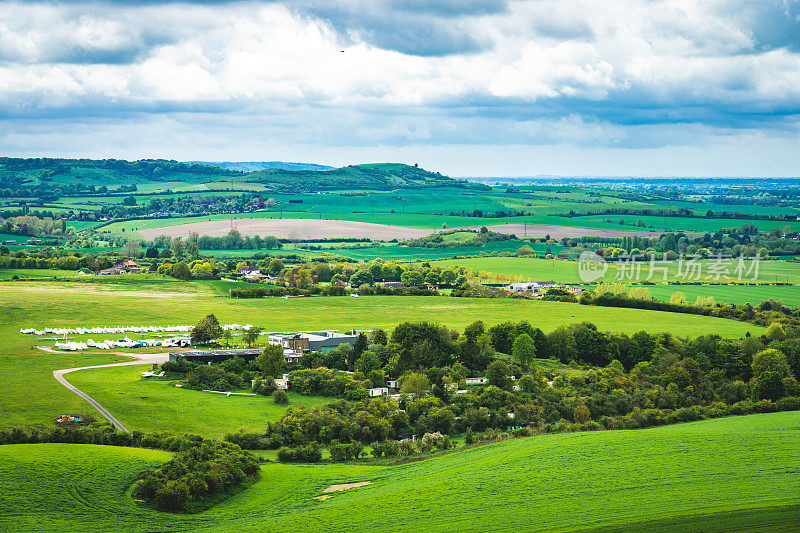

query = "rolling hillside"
(1, 412), (798, 531)
(243, 163), (479, 192)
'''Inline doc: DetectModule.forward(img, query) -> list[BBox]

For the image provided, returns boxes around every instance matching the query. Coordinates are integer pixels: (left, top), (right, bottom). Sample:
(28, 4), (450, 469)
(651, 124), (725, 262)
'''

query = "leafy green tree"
(350, 269), (373, 286)
(547, 325), (577, 362)
(171, 261), (191, 280)
(171, 237), (184, 258)
(486, 360), (513, 391)
(752, 349), (790, 379)
(464, 320), (485, 340)
(516, 245), (534, 256)
(573, 404), (591, 423)
(242, 326), (261, 348)
(187, 241), (200, 259)
(268, 258), (285, 276)
(355, 350), (381, 375)
(257, 344), (285, 378)
(399, 372), (430, 397)
(488, 321), (516, 354)
(752, 371), (786, 401)
(400, 270), (424, 286)
(512, 333), (536, 369)
(372, 328), (388, 345)
(191, 314), (223, 344)
(190, 262), (213, 279)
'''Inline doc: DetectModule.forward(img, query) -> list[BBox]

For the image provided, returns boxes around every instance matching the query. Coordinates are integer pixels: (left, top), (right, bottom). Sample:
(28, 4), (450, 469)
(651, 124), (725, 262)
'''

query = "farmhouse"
(98, 260), (141, 275)
(377, 281), (405, 290)
(506, 282), (540, 293)
(268, 331), (359, 353)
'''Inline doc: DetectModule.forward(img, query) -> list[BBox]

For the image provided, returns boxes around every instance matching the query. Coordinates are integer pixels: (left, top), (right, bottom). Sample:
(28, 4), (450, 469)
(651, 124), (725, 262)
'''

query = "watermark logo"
(576, 252), (763, 283)
(578, 251), (608, 282)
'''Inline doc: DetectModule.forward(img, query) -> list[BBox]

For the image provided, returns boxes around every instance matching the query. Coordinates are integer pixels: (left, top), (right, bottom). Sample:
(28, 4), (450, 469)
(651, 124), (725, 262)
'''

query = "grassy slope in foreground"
(1, 412), (799, 532)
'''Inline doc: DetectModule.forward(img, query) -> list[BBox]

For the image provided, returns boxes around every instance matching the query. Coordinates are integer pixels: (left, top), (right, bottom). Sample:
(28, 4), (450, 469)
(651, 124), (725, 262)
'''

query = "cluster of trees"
(0, 422), (261, 508)
(134, 440), (259, 512)
(580, 288), (799, 329)
(240, 317), (800, 462)
(399, 228), (514, 248)
(448, 209), (533, 218)
(0, 215), (66, 237)
(570, 226), (796, 259)
(0, 249), (113, 271)
(148, 230), (281, 251)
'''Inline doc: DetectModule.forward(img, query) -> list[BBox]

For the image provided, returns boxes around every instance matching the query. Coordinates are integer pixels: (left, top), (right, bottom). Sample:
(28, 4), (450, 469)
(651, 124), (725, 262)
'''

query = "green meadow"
(2, 412), (799, 532)
(0, 275), (760, 429)
(644, 284), (800, 307)
(67, 366), (330, 438)
(435, 256), (800, 284)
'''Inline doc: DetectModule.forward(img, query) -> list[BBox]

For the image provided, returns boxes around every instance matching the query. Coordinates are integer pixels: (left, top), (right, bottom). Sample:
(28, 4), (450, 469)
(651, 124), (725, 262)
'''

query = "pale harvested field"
(471, 224), (702, 239)
(137, 218), (432, 240)
(138, 218), (699, 241)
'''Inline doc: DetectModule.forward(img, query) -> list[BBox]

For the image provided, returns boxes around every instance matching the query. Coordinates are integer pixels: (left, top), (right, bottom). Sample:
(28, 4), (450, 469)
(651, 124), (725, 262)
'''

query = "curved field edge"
(1, 412), (799, 532)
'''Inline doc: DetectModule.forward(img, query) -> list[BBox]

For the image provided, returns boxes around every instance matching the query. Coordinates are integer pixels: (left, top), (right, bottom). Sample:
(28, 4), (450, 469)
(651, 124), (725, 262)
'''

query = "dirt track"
(138, 218), (698, 241)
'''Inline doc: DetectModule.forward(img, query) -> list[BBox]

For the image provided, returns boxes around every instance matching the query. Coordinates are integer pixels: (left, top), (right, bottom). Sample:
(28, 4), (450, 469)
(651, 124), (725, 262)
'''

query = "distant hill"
(244, 163), (480, 192)
(187, 161), (334, 173)
(0, 158), (241, 186)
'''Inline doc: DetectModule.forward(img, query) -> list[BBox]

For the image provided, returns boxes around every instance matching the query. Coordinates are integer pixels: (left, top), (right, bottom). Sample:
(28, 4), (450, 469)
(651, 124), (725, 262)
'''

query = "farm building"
(170, 347), (302, 364)
(169, 348), (263, 363)
(268, 331), (359, 353)
(506, 280), (560, 294)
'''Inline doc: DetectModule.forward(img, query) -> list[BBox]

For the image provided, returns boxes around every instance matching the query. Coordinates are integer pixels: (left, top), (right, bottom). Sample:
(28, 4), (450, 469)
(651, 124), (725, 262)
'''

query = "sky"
(1, 0), (800, 177)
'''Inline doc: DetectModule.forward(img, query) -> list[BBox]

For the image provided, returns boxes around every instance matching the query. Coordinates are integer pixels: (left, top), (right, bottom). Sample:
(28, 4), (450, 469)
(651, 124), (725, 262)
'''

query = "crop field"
(643, 284), (800, 307)
(1, 412), (798, 532)
(67, 366), (330, 437)
(435, 256), (800, 285)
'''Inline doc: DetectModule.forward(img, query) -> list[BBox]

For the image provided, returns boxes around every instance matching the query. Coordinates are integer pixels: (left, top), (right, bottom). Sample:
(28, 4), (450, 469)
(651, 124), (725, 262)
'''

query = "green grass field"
(2, 412), (799, 532)
(644, 284), (800, 307)
(435, 256), (800, 285)
(0, 276), (760, 429)
(67, 366), (330, 437)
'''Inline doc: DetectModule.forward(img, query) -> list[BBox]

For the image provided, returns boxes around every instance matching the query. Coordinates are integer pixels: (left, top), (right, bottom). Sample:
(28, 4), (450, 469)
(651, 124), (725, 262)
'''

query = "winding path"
(50, 350), (169, 433)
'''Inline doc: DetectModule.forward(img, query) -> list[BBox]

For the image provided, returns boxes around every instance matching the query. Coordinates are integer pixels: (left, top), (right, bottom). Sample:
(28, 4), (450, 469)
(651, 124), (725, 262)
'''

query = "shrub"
(253, 378), (276, 396)
(272, 389), (289, 405)
(775, 397), (800, 411)
(277, 442), (322, 463)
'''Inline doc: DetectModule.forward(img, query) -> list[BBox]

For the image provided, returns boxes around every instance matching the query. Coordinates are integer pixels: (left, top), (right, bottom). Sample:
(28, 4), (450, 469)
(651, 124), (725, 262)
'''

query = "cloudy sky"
(1, 0), (799, 176)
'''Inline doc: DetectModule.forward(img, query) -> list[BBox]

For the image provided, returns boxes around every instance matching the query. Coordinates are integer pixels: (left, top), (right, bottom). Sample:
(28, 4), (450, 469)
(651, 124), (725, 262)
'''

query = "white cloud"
(1, 0), (799, 175)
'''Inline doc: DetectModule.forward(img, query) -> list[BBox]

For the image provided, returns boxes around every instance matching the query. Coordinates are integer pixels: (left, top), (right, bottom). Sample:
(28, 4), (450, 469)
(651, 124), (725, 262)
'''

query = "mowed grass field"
(1, 412), (799, 532)
(68, 366), (330, 437)
(0, 276), (760, 429)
